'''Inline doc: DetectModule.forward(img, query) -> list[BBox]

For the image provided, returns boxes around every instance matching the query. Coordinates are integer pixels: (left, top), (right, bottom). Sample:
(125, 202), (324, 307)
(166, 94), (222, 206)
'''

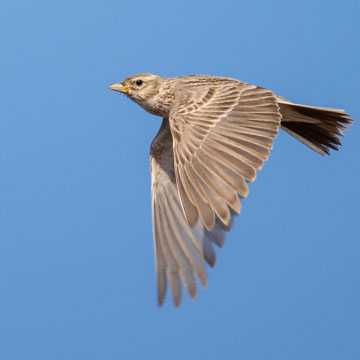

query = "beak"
(108, 83), (130, 94)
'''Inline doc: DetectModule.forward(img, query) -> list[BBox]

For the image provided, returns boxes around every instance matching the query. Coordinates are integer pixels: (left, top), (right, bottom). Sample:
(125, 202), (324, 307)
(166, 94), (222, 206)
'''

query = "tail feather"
(278, 99), (353, 155)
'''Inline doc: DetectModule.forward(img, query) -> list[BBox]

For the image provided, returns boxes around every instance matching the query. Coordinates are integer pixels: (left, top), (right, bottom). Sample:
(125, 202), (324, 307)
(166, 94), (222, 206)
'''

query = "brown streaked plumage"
(108, 73), (352, 307)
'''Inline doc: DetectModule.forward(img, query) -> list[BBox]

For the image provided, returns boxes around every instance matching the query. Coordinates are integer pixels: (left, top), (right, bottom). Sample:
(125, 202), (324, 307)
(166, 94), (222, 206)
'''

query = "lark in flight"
(108, 73), (352, 307)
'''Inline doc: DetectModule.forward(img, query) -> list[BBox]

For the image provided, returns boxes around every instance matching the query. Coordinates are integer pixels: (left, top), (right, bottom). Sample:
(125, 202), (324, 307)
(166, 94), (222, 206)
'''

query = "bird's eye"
(136, 80), (143, 86)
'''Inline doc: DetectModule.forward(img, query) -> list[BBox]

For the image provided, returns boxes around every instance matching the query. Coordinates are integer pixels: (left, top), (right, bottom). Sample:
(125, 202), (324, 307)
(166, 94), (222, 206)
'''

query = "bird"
(108, 73), (352, 307)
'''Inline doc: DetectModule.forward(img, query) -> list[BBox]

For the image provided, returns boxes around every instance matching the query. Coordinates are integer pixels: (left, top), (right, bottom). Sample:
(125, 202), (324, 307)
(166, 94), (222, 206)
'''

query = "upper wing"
(150, 120), (234, 307)
(169, 80), (282, 230)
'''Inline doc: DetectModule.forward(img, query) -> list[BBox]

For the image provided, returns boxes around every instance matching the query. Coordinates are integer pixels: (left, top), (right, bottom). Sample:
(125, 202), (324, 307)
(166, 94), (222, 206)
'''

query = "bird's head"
(108, 73), (171, 116)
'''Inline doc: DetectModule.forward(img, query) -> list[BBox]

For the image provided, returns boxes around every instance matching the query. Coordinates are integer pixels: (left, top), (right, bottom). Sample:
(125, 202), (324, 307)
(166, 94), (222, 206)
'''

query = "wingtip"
(157, 287), (166, 307)
(173, 296), (181, 308)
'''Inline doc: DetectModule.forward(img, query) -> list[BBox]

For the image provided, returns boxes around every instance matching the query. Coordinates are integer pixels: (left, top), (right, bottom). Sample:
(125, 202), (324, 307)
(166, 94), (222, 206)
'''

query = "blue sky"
(1, 0), (359, 359)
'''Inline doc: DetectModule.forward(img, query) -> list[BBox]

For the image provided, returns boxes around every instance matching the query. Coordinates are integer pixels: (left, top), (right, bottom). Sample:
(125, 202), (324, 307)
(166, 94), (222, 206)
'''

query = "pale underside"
(150, 79), (282, 306)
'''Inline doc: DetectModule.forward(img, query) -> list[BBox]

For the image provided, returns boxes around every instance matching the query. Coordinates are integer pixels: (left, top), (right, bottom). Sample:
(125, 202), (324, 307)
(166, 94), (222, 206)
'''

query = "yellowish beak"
(108, 83), (130, 94)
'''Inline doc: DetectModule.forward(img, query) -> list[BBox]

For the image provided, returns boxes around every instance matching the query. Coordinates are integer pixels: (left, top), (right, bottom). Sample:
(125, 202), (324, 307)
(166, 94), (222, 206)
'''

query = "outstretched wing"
(150, 120), (234, 306)
(169, 79), (282, 230)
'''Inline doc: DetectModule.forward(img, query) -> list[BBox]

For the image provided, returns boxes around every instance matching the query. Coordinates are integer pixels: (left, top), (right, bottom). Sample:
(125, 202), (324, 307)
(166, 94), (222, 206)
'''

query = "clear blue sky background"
(1, 1), (359, 359)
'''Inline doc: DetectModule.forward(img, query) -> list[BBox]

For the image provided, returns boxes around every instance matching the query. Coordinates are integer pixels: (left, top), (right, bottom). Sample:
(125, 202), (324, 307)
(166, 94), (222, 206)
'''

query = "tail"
(278, 98), (353, 155)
